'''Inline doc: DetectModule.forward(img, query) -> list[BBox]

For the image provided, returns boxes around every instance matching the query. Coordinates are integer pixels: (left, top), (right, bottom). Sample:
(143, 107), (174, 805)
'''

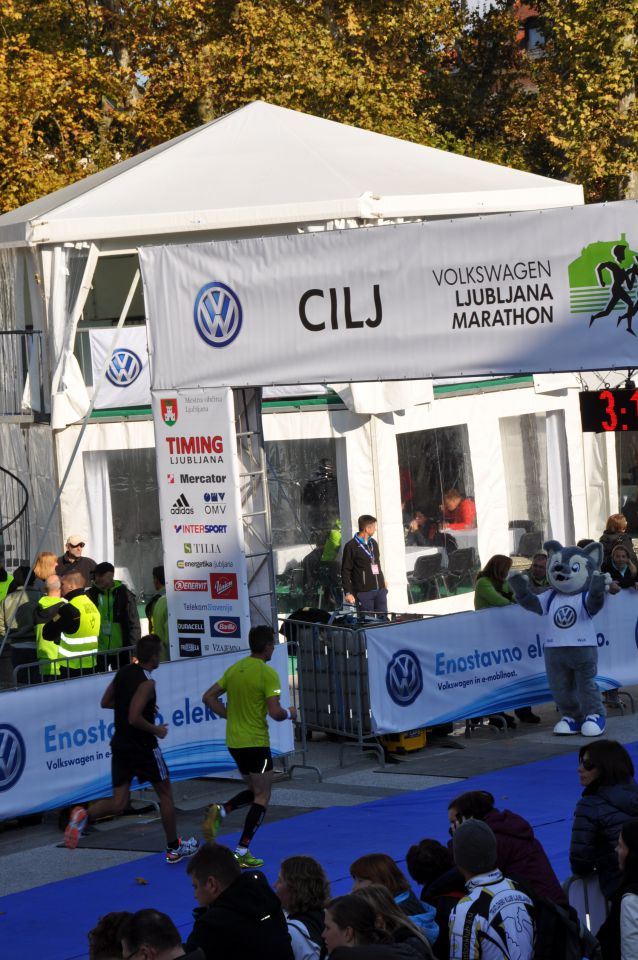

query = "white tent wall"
(264, 381), (589, 615)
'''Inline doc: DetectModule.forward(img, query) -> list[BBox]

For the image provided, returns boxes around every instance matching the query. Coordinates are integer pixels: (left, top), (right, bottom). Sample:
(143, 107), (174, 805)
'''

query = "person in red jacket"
(440, 489), (476, 530)
(447, 789), (567, 905)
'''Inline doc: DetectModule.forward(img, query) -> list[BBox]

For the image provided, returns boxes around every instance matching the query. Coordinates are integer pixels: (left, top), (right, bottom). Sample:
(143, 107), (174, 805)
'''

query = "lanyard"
(355, 534), (375, 562)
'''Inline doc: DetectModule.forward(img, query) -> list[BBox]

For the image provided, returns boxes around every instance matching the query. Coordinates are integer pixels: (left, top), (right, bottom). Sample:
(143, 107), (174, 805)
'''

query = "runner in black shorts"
(63, 634), (198, 864)
(201, 624), (297, 868)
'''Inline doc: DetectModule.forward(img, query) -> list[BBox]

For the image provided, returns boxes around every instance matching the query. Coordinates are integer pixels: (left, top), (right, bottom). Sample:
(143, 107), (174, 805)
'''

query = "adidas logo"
(170, 493), (194, 516)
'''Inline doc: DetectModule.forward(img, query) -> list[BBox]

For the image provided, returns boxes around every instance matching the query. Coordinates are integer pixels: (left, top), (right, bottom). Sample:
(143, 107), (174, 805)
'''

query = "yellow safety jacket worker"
(0, 573), (14, 604)
(58, 594), (100, 670)
(36, 596), (67, 677)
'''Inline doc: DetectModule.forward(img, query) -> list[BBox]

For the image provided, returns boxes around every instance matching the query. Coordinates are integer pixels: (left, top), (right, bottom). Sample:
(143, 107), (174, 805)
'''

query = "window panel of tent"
(265, 438), (342, 613)
(397, 425), (479, 605)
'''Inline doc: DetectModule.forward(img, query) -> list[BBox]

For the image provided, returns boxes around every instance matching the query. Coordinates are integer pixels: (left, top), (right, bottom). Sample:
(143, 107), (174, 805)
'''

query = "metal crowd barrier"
(6, 644), (136, 688)
(284, 611), (426, 768)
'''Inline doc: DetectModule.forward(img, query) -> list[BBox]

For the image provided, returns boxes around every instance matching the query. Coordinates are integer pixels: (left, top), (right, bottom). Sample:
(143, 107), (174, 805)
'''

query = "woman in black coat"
(599, 513), (637, 564)
(570, 740), (638, 898)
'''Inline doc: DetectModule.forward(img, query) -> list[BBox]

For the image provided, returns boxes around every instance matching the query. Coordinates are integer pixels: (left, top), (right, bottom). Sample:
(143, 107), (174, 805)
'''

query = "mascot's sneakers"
(581, 714), (606, 737)
(553, 716), (582, 735)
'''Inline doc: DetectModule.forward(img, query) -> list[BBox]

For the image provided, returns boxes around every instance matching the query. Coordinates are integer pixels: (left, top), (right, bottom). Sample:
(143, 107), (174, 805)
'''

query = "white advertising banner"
(151, 388), (251, 658)
(139, 200), (638, 390)
(89, 327), (151, 408)
(0, 645), (293, 819)
(366, 590), (638, 733)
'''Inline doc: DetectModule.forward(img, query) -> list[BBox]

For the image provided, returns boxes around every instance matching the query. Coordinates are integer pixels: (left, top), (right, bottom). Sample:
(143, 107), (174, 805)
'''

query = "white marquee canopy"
(0, 101), (583, 249)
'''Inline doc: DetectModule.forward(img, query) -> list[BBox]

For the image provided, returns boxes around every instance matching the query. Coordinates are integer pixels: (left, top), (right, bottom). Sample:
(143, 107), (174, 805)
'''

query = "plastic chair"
(408, 554), (447, 601)
(445, 547), (478, 593)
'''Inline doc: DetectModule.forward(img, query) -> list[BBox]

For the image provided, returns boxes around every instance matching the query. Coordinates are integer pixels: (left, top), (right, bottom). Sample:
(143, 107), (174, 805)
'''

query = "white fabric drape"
(83, 451), (114, 564)
(39, 243), (99, 430)
(546, 410), (575, 544)
(330, 380), (434, 414)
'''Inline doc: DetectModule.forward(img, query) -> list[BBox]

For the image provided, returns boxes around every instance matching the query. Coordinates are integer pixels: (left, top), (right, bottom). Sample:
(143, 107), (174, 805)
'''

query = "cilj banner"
(139, 200), (638, 391)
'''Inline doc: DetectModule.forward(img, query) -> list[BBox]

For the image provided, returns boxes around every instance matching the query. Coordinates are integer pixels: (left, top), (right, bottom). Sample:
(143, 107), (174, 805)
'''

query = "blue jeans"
(357, 588), (388, 613)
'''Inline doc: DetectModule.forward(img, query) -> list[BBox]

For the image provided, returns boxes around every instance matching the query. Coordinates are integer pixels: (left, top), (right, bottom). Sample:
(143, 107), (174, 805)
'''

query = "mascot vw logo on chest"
(106, 348), (142, 387)
(554, 605), (577, 629)
(0, 723), (26, 792)
(194, 282), (243, 348)
(386, 649), (423, 706)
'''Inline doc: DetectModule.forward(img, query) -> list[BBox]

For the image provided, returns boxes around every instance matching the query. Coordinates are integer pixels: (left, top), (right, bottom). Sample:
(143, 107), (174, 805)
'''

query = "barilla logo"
(174, 580), (208, 592)
(210, 573), (238, 599)
(210, 616), (241, 638)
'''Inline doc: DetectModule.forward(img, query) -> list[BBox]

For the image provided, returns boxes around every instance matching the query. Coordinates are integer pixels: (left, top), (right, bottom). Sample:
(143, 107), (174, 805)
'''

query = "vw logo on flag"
(105, 348), (143, 387)
(0, 724), (26, 792)
(554, 605), (577, 629)
(386, 649), (423, 706)
(194, 282), (243, 348)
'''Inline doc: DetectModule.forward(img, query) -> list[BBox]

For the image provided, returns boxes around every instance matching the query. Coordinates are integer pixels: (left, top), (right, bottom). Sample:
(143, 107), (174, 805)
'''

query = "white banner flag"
(366, 590), (638, 733)
(0, 645), (293, 820)
(151, 388), (251, 658)
(139, 200), (638, 391)
(89, 327), (151, 408)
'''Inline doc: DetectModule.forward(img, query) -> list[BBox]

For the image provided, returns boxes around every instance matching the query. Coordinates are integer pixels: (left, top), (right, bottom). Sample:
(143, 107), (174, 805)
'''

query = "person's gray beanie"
(453, 819), (498, 875)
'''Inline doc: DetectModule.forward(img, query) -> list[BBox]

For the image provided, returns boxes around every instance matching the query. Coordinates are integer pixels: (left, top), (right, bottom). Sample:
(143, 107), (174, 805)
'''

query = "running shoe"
(166, 836), (199, 864)
(63, 805), (88, 849)
(202, 803), (223, 841)
(234, 849), (264, 868)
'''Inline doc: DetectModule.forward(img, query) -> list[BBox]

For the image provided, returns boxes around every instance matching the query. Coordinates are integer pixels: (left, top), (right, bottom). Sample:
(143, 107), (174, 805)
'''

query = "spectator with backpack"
(274, 855), (330, 960)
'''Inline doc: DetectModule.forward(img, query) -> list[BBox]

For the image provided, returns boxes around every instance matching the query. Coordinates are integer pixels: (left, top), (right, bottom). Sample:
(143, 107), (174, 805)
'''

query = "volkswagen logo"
(106, 348), (142, 387)
(386, 649), (423, 706)
(194, 282), (243, 348)
(0, 724), (26, 792)
(554, 605), (577, 629)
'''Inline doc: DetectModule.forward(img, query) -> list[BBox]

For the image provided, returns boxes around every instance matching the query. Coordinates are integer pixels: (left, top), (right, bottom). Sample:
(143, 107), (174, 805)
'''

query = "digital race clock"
(579, 389), (638, 433)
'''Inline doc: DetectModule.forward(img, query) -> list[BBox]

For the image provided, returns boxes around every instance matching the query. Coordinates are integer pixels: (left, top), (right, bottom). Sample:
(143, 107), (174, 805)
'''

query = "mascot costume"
(510, 540), (608, 737)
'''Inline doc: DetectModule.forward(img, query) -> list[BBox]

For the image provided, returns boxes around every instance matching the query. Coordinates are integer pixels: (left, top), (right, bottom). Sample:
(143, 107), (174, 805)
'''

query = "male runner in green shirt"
(201, 624), (297, 868)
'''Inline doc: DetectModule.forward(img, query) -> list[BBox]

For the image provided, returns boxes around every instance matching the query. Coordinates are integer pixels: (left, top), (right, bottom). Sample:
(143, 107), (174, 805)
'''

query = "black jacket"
(185, 871), (294, 960)
(55, 553), (96, 582)
(87, 581), (141, 647)
(341, 535), (385, 597)
(570, 780), (638, 897)
(599, 531), (637, 564)
(331, 944), (425, 960)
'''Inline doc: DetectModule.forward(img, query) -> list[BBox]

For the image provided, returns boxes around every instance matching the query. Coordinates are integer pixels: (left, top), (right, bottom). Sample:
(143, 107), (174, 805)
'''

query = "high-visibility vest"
(0, 574), (14, 605)
(58, 595), (100, 670)
(36, 596), (67, 677)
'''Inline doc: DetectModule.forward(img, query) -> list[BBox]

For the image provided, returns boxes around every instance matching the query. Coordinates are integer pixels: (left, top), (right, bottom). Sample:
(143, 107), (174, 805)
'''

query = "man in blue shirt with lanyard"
(341, 514), (388, 613)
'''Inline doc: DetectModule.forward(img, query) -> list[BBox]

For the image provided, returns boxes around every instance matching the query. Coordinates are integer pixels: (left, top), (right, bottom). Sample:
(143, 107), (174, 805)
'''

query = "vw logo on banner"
(106, 348), (143, 387)
(554, 605), (577, 629)
(386, 649), (423, 706)
(194, 282), (243, 348)
(0, 723), (26, 792)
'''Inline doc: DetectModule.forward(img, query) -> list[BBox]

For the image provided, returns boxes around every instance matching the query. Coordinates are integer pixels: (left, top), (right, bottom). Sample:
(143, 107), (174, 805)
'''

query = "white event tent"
(0, 101), (614, 616)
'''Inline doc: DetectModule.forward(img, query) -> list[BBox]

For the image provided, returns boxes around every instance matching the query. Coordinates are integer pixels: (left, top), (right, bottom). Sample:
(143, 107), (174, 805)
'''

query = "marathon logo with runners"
(569, 233), (638, 337)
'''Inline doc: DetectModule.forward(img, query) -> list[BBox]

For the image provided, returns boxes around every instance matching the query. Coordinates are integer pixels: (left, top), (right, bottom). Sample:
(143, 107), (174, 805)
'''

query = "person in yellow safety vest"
(35, 574), (67, 680)
(0, 565), (14, 604)
(41, 570), (100, 678)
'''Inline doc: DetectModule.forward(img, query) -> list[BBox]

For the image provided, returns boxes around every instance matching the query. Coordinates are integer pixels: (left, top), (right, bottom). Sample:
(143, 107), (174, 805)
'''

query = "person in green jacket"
(474, 554), (515, 610)
(474, 554), (539, 726)
(0, 566), (14, 604)
(146, 565), (169, 661)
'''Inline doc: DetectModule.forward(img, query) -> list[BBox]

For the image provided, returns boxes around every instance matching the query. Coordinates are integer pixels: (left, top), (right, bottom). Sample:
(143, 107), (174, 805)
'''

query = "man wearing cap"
(56, 534), (97, 583)
(449, 819), (535, 960)
(88, 562), (141, 672)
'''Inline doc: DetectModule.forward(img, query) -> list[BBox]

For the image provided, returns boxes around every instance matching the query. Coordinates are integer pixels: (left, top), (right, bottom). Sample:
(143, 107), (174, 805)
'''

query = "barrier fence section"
(0, 644), (294, 820)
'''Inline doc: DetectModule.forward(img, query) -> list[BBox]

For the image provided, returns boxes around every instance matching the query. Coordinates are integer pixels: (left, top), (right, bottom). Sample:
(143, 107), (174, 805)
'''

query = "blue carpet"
(3, 742), (638, 960)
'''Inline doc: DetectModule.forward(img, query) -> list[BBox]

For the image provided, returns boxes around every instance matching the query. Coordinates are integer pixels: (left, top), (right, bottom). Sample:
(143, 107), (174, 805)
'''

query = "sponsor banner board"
(152, 388), (251, 657)
(89, 327), (151, 407)
(0, 646), (293, 819)
(366, 590), (638, 732)
(139, 201), (638, 389)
